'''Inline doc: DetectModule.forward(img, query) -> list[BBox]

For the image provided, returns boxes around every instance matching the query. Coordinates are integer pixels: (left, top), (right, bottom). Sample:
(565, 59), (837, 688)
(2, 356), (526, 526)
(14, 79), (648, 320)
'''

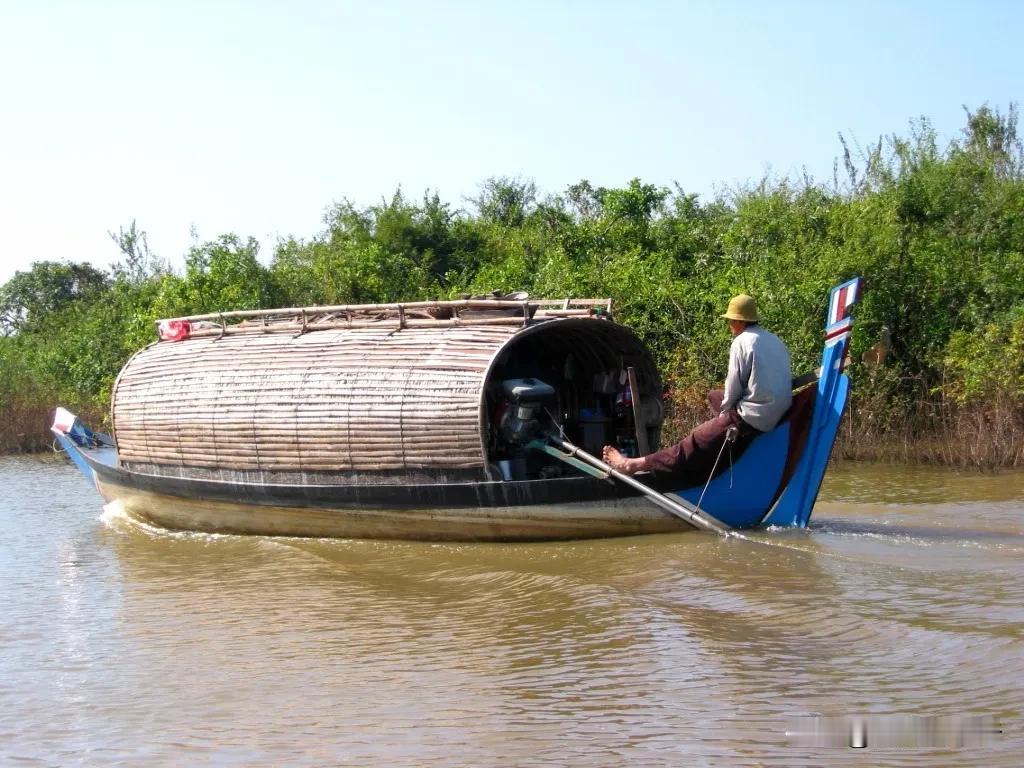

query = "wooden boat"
(53, 279), (863, 541)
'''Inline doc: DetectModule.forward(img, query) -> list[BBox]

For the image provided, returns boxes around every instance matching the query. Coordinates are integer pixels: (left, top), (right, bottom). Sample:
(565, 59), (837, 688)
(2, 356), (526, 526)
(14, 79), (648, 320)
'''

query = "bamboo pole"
(182, 316), (534, 336)
(160, 298), (612, 324)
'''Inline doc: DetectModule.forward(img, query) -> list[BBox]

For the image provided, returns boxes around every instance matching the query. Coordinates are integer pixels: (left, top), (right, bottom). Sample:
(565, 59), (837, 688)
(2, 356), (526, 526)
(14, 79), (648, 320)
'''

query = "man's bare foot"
(602, 445), (639, 475)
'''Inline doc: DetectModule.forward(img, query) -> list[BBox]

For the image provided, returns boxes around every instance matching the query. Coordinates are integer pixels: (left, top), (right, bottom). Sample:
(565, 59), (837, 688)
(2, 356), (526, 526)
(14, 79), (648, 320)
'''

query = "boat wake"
(99, 500), (247, 544)
(97, 500), (397, 555)
(805, 519), (1024, 553)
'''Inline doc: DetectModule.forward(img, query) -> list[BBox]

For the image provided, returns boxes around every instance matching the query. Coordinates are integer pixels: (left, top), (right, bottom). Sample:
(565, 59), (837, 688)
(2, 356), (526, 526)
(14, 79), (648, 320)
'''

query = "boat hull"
(55, 410), (791, 540)
(94, 473), (691, 541)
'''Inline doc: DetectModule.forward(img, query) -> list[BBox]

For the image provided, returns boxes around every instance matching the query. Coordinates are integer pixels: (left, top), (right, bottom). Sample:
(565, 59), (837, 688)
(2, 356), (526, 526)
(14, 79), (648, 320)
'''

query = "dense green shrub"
(2, 106), (1022, 464)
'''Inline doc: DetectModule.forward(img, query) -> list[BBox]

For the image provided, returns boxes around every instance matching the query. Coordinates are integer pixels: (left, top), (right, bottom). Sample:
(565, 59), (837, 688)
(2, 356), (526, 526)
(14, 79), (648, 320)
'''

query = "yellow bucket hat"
(722, 294), (759, 322)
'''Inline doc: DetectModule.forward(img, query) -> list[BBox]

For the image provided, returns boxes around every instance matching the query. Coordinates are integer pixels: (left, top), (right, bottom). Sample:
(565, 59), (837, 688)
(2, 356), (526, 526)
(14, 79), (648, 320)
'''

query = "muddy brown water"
(1, 455), (1021, 766)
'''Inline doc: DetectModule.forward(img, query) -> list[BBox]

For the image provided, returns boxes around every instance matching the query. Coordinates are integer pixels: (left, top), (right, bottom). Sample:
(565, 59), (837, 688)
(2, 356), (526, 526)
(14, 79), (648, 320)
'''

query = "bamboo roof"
(113, 297), (658, 482)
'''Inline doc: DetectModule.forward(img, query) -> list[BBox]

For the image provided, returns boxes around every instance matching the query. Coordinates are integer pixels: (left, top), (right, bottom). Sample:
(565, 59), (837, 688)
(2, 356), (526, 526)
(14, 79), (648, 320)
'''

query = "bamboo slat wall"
(113, 325), (519, 473)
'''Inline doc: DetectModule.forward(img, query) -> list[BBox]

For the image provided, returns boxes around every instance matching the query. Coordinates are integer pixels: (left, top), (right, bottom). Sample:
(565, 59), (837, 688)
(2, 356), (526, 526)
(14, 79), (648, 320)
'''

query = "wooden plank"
(627, 366), (649, 455)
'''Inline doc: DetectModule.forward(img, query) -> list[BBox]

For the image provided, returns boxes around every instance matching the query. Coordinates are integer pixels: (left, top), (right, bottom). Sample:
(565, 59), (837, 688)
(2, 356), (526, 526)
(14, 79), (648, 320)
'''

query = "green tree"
(0, 261), (108, 334)
(156, 234), (273, 317)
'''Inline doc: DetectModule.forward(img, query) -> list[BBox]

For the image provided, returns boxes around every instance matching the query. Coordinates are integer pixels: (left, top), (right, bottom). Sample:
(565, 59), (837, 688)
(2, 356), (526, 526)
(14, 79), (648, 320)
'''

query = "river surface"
(1, 455), (1021, 766)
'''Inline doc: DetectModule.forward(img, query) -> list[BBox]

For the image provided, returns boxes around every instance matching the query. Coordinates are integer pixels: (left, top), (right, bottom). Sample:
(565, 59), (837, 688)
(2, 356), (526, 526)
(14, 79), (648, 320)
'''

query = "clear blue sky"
(1, 0), (1020, 283)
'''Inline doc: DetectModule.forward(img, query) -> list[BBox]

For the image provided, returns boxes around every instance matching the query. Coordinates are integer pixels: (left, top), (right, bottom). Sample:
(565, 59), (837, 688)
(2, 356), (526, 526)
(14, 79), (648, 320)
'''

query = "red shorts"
(641, 389), (760, 487)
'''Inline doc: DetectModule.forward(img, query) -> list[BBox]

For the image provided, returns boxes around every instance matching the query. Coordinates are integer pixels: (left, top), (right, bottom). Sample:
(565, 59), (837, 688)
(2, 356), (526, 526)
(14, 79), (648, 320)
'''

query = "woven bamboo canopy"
(112, 297), (660, 482)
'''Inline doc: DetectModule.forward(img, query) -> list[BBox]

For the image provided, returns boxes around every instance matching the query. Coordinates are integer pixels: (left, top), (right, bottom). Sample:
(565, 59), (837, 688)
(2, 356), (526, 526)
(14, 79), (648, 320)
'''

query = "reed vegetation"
(2, 106), (1022, 467)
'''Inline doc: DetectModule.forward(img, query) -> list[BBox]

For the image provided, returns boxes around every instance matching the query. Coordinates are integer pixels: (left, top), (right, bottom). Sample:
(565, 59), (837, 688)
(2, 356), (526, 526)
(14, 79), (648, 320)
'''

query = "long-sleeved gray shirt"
(720, 325), (792, 432)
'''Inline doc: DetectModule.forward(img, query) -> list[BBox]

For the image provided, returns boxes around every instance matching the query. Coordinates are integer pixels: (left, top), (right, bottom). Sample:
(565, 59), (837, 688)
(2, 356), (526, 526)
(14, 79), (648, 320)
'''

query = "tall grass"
(839, 398), (1024, 469)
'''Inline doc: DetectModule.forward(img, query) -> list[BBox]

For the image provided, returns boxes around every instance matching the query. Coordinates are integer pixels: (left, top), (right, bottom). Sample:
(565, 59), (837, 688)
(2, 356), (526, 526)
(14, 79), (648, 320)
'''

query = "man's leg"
(641, 411), (739, 485)
(605, 393), (759, 482)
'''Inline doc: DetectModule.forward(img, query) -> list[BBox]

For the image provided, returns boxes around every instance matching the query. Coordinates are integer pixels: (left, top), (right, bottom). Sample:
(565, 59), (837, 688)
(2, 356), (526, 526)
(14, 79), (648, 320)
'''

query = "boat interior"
(482, 319), (663, 481)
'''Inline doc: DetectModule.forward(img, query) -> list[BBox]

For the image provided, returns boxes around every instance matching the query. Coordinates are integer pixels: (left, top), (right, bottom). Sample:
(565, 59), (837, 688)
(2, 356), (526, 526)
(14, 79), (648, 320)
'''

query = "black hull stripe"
(82, 451), (668, 511)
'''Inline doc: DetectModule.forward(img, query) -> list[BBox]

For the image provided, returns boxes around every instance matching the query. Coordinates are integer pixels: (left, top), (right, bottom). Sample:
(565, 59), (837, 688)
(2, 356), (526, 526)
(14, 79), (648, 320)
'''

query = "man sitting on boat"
(603, 293), (792, 485)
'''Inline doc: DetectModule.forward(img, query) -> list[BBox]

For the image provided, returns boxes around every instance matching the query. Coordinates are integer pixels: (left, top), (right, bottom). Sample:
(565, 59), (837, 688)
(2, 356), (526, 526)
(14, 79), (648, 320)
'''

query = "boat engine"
(499, 378), (556, 447)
